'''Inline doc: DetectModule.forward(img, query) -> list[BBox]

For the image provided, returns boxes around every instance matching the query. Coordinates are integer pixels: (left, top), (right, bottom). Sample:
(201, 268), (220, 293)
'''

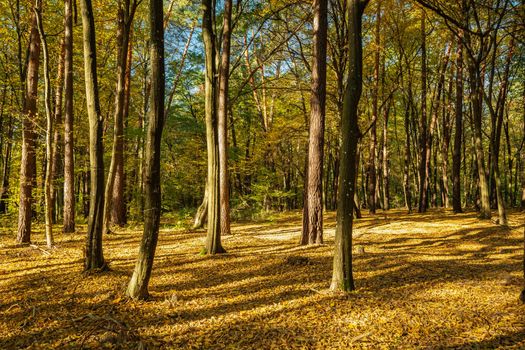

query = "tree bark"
(193, 183), (208, 229)
(331, 0), (368, 293)
(452, 33), (463, 213)
(418, 11), (428, 213)
(35, 3), (55, 248)
(17, 2), (40, 244)
(302, 0), (327, 245)
(104, 1), (136, 234)
(367, 1), (380, 214)
(202, 0), (224, 254)
(63, 0), (75, 233)
(126, 0), (164, 300)
(218, 0), (233, 237)
(80, 0), (106, 270)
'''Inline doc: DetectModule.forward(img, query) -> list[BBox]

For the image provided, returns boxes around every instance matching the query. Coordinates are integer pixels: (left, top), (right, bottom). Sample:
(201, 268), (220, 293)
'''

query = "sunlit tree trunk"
(17, 2), (40, 244)
(104, 0), (137, 234)
(63, 0), (75, 233)
(331, 0), (368, 293)
(202, 0), (224, 254)
(35, 3), (55, 248)
(218, 0), (233, 237)
(302, 0), (327, 245)
(126, 0), (164, 300)
(80, 0), (106, 270)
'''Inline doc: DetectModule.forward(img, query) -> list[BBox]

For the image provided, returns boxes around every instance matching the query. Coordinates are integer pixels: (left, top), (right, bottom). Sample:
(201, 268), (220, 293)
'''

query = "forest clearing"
(1, 0), (524, 348)
(1, 209), (524, 349)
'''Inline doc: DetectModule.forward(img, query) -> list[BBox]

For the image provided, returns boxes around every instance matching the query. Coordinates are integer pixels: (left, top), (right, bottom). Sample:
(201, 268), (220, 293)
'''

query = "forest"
(0, 0), (524, 348)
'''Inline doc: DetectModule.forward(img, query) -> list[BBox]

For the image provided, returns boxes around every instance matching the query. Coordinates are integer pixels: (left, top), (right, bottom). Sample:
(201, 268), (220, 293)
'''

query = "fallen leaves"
(0, 209), (524, 349)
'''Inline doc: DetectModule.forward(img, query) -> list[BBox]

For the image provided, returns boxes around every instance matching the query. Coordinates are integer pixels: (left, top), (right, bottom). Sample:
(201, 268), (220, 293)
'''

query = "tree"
(80, 0), (106, 270)
(63, 0), (75, 233)
(452, 33), (463, 213)
(218, 0), (233, 237)
(35, 2), (54, 248)
(103, 0), (139, 235)
(302, 0), (328, 245)
(418, 10), (428, 213)
(330, 0), (369, 293)
(202, 0), (225, 254)
(17, 0), (40, 245)
(126, 0), (165, 300)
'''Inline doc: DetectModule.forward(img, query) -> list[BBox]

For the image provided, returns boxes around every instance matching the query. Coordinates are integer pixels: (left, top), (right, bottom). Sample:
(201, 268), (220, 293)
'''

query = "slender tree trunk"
(367, 1), (380, 214)
(0, 115), (13, 214)
(468, 60), (491, 219)
(452, 34), (463, 213)
(418, 12), (428, 213)
(80, 0), (106, 270)
(50, 40), (65, 224)
(382, 99), (390, 211)
(113, 30), (133, 226)
(17, 3), (40, 244)
(218, 0), (233, 237)
(331, 0), (368, 293)
(35, 3), (55, 248)
(104, 2), (135, 234)
(302, 0), (327, 245)
(63, 0), (75, 232)
(126, 0), (164, 300)
(202, 0), (224, 254)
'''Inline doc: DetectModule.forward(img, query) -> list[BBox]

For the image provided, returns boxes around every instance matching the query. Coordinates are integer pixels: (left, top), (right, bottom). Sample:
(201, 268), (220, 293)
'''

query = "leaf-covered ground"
(1, 209), (524, 349)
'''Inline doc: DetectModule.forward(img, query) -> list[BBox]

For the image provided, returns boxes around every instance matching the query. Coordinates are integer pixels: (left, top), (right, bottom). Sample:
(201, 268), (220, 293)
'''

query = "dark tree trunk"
(80, 0), (106, 270)
(367, 1), (380, 214)
(331, 0), (368, 293)
(418, 12), (428, 213)
(0, 115), (13, 214)
(452, 34), (463, 213)
(17, 3), (40, 244)
(302, 0), (327, 245)
(126, 0), (164, 300)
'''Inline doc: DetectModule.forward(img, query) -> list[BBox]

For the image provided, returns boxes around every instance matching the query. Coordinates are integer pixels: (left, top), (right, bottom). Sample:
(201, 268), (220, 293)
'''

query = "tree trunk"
(126, 0), (164, 300)
(35, 3), (55, 248)
(202, 0), (224, 254)
(218, 0), (233, 237)
(367, 1), (380, 214)
(302, 0), (327, 245)
(104, 2), (135, 234)
(193, 183), (208, 229)
(452, 34), (463, 213)
(80, 0), (106, 270)
(63, 0), (75, 233)
(50, 39), (65, 224)
(0, 115), (13, 214)
(112, 29), (133, 226)
(418, 12), (428, 213)
(468, 60), (491, 219)
(331, 0), (368, 293)
(382, 99), (390, 211)
(17, 3), (40, 244)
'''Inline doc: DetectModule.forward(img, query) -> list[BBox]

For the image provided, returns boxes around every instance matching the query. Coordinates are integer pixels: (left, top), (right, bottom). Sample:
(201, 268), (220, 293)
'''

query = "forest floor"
(1, 209), (524, 349)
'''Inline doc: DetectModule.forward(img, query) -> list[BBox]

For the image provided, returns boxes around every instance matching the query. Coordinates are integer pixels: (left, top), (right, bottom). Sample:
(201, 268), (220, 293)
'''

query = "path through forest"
(1, 210), (524, 349)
